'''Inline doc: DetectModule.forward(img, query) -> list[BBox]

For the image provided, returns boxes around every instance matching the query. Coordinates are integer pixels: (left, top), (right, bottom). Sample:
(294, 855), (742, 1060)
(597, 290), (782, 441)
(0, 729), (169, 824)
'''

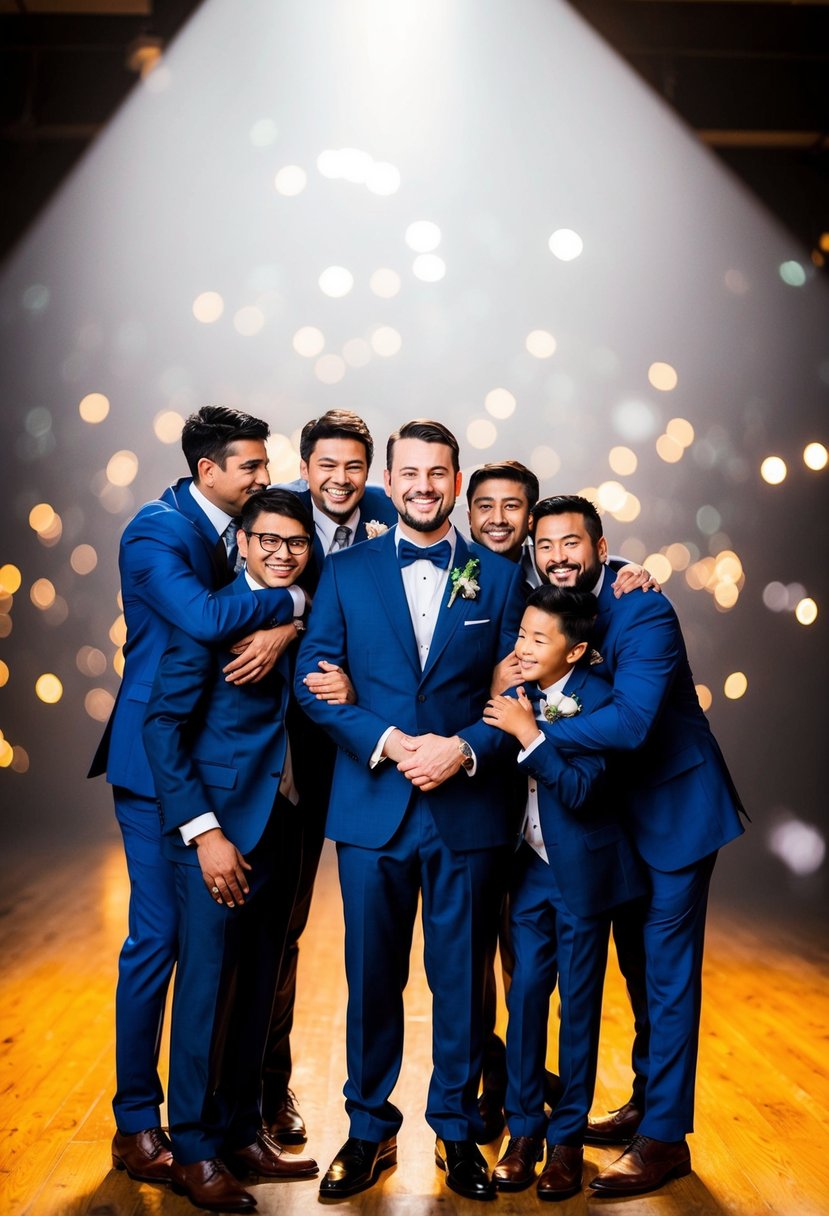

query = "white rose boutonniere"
(448, 558), (481, 607)
(364, 520), (389, 539)
(543, 691), (582, 723)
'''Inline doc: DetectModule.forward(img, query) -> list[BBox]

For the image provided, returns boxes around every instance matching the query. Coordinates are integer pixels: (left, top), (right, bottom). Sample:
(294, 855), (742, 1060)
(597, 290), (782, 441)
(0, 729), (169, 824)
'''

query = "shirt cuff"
(288, 586), (306, 616)
(180, 812), (220, 845)
(517, 732), (545, 762)
(370, 726), (397, 769)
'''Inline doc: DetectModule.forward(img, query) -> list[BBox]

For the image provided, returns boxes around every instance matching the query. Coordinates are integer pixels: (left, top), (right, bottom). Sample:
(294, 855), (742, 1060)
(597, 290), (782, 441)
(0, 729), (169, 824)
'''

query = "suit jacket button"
(417, 694), (426, 702)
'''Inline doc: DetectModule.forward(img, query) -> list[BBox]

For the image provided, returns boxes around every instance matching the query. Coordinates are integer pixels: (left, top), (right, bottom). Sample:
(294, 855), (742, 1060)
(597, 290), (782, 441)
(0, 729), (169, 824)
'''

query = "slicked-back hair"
(298, 409), (374, 467)
(532, 495), (604, 546)
(181, 406), (270, 479)
(466, 461), (540, 510)
(386, 419), (460, 473)
(525, 584), (598, 649)
(239, 488), (313, 537)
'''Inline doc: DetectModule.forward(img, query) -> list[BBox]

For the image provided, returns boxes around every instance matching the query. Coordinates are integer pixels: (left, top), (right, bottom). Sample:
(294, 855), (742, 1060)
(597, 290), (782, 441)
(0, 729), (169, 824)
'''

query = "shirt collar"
(589, 563), (607, 597)
(539, 668), (574, 702)
(312, 499), (361, 551)
(394, 522), (457, 564)
(243, 569), (264, 592)
(189, 480), (235, 538)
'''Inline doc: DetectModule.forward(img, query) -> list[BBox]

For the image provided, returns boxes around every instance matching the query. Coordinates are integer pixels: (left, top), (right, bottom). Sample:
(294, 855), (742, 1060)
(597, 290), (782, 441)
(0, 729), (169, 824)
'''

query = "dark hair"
(299, 409), (374, 467)
(239, 488), (313, 537)
(525, 585), (598, 649)
(181, 406), (270, 479)
(466, 461), (540, 510)
(531, 494), (604, 545)
(386, 419), (460, 473)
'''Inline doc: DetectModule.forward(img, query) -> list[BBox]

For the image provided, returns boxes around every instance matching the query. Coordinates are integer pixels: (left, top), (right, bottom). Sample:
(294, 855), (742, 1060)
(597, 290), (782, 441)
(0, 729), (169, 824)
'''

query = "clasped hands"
(383, 729), (466, 792)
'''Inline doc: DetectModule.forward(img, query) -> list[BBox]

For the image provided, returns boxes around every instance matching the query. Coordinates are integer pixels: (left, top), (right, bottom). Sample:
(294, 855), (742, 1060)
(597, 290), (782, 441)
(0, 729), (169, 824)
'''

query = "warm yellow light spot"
(665, 543), (691, 571)
(686, 558), (715, 591)
(609, 446), (637, 476)
(293, 326), (326, 357)
(484, 388), (516, 420)
(0, 565), (23, 595)
(644, 554), (672, 584)
(525, 330), (557, 359)
(11, 745), (29, 773)
(713, 582), (739, 609)
(70, 544), (98, 575)
(696, 684), (713, 712)
(29, 503), (56, 533)
(597, 481), (627, 513)
(153, 410), (184, 444)
(76, 646), (107, 677)
(192, 291), (224, 323)
(0, 740), (12, 768)
(79, 392), (110, 423)
(113, 650), (126, 678)
(85, 688), (115, 722)
(656, 434), (684, 463)
(760, 456), (787, 485)
(30, 578), (56, 609)
(666, 417), (694, 448)
(648, 362), (678, 391)
(107, 450), (139, 487)
(0, 660), (8, 687)
(0, 591), (11, 612)
(820, 233), (829, 253)
(109, 615), (127, 647)
(804, 442), (828, 471)
(467, 419), (497, 450)
(795, 597), (818, 626)
(35, 673), (63, 703)
(613, 493), (641, 523)
(37, 514), (63, 546)
(723, 672), (748, 700)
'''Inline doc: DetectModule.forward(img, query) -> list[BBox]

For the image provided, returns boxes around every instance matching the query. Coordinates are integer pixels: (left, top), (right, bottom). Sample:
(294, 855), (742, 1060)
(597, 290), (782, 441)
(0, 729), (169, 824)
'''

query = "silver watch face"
(459, 740), (472, 759)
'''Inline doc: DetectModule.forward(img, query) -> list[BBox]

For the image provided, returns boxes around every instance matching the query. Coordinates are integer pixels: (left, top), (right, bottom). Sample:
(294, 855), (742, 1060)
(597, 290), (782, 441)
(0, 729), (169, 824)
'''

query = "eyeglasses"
(244, 531), (311, 555)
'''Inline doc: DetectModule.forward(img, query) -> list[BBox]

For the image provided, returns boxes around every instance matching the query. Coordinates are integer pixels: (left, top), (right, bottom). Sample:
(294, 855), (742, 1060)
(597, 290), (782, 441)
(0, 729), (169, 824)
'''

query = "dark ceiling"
(1, 0), (828, 265)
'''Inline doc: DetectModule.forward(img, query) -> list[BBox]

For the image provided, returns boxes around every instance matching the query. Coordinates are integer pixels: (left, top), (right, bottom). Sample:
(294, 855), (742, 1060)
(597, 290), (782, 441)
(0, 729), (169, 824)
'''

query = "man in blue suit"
(483, 585), (646, 1199)
(294, 420), (525, 1202)
(529, 495), (745, 1197)
(89, 408), (306, 1185)
(263, 410), (397, 1145)
(143, 488), (319, 1213)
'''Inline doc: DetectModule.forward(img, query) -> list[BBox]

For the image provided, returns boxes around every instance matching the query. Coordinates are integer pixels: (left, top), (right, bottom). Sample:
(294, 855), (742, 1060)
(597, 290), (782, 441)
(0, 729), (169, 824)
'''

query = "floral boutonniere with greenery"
(543, 692), (582, 723)
(364, 520), (389, 539)
(447, 557), (480, 607)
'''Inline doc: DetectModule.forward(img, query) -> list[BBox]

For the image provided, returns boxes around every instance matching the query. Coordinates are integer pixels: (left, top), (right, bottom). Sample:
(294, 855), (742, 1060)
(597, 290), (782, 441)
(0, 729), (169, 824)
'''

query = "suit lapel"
(591, 569), (615, 644)
(369, 531), (421, 678)
(421, 533), (476, 682)
(170, 477), (232, 588)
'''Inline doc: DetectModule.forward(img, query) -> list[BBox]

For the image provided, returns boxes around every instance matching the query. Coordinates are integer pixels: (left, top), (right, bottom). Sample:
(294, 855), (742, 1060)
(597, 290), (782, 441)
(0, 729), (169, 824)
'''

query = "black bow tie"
(397, 538), (452, 569)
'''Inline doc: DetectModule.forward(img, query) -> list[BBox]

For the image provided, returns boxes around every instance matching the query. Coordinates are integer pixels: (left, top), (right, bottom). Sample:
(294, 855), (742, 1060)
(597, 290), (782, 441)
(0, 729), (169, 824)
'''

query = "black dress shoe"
(435, 1138), (496, 1201)
(319, 1136), (397, 1200)
(583, 1099), (642, 1145)
(264, 1088), (307, 1145)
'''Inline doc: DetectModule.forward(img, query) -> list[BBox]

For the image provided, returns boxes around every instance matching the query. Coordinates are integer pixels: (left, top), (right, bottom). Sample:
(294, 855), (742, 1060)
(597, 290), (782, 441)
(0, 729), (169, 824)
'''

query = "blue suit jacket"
(278, 481), (398, 592)
(89, 477), (295, 796)
(294, 529), (526, 852)
(516, 665), (646, 918)
(142, 573), (292, 863)
(549, 570), (745, 872)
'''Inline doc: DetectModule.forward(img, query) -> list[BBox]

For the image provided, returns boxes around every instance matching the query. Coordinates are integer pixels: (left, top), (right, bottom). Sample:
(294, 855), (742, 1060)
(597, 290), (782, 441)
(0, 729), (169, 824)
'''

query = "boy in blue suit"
(90, 407), (306, 1184)
(483, 585), (646, 1199)
(264, 410), (397, 1145)
(530, 495), (745, 1197)
(142, 489), (319, 1213)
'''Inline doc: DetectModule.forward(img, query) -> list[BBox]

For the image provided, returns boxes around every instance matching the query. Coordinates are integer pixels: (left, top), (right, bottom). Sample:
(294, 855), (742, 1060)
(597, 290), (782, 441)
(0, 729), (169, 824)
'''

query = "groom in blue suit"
(295, 419), (525, 1202)
(530, 495), (745, 1197)
(89, 408), (306, 1185)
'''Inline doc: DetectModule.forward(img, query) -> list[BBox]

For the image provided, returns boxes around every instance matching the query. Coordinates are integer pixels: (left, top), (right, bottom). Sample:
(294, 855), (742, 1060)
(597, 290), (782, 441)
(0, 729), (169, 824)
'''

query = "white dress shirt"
(311, 500), (361, 553)
(518, 667), (576, 864)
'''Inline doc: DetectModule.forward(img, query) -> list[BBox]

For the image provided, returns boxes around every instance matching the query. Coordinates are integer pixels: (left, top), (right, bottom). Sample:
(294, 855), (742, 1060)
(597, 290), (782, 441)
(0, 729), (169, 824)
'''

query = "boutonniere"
(364, 520), (389, 539)
(448, 558), (480, 607)
(543, 691), (582, 723)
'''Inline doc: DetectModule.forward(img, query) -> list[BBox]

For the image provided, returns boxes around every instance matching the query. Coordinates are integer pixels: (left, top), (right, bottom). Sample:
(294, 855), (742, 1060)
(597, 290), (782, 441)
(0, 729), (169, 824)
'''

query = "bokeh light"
(803, 442), (827, 471)
(405, 221), (441, 252)
(760, 456), (787, 485)
(656, 434), (684, 463)
(696, 684), (713, 712)
(548, 228), (583, 261)
(233, 305), (265, 336)
(0, 565), (22, 595)
(608, 446), (637, 476)
(293, 326), (326, 357)
(35, 673), (63, 704)
(369, 268), (401, 298)
(106, 450), (139, 486)
(769, 819), (825, 875)
(778, 260), (806, 287)
(531, 445), (561, 479)
(192, 291), (224, 323)
(795, 597), (818, 626)
(644, 553), (672, 584)
(274, 165), (307, 196)
(666, 417), (694, 448)
(723, 671), (748, 700)
(412, 254), (446, 282)
(314, 354), (346, 384)
(648, 362), (678, 391)
(0, 659), (8, 687)
(484, 388), (516, 420)
(370, 326), (402, 357)
(29, 503), (56, 534)
(79, 392), (110, 423)
(467, 419), (497, 450)
(153, 410), (184, 444)
(319, 267), (354, 298)
(76, 645), (108, 677)
(525, 330), (557, 358)
(84, 688), (115, 721)
(30, 578), (56, 609)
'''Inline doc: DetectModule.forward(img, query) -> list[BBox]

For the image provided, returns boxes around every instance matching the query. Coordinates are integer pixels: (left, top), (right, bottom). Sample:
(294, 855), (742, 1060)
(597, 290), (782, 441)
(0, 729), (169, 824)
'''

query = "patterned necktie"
(397, 538), (452, 569)
(329, 525), (352, 553)
(222, 521), (240, 572)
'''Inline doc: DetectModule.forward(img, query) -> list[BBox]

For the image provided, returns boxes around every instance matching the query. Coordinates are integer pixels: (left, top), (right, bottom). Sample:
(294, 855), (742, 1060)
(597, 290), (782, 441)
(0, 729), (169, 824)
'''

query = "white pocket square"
(464, 619), (490, 626)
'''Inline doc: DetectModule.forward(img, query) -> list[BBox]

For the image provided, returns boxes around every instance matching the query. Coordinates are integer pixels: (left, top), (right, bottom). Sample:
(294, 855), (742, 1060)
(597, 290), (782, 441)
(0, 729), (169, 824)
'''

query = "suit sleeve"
(142, 633), (216, 833)
(293, 559), (394, 765)
(121, 511), (294, 641)
(550, 596), (681, 755)
(518, 739), (606, 810)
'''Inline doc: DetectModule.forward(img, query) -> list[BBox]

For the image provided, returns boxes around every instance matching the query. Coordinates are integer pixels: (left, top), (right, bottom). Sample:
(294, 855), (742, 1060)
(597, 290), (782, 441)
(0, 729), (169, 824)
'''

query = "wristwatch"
(457, 738), (474, 771)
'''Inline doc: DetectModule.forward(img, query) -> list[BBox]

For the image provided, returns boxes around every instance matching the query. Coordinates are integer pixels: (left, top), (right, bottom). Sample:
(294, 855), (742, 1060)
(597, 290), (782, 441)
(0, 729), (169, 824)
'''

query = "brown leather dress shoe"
(589, 1134), (691, 1196)
(229, 1129), (318, 1179)
(265, 1088), (307, 1145)
(537, 1144), (583, 1201)
(583, 1099), (642, 1145)
(171, 1158), (256, 1212)
(111, 1127), (173, 1183)
(492, 1135), (544, 1191)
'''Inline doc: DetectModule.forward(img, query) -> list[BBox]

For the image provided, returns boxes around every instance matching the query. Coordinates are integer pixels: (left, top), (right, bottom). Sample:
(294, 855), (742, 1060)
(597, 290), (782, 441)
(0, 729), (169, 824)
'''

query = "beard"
(397, 497), (454, 534)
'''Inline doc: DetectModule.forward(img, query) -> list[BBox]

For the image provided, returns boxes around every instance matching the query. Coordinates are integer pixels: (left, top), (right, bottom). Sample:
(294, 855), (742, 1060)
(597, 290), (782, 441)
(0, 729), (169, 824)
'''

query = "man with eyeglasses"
(142, 489), (320, 1213)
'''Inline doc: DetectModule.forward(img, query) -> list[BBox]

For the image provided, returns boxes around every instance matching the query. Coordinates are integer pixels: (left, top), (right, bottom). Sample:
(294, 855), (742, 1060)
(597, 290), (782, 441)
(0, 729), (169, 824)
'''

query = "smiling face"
(300, 436), (369, 522)
(197, 439), (270, 515)
(533, 511), (607, 590)
(468, 477), (533, 562)
(237, 510), (311, 588)
(384, 437), (461, 540)
(515, 604), (587, 687)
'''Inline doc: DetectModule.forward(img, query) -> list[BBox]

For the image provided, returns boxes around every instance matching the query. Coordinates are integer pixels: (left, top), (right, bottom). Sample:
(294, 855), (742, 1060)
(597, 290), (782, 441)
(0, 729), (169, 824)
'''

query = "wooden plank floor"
(1, 838), (827, 1215)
